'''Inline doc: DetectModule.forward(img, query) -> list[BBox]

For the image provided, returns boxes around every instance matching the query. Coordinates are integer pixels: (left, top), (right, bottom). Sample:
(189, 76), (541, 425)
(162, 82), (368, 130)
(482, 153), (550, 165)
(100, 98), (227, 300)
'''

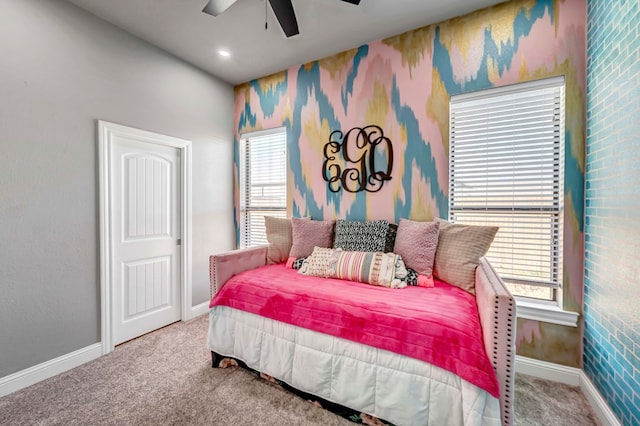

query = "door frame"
(98, 120), (192, 355)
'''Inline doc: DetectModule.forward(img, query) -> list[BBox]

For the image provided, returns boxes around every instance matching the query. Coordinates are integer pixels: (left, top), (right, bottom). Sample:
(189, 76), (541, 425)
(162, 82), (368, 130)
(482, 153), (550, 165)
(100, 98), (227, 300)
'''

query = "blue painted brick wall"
(585, 1), (640, 425)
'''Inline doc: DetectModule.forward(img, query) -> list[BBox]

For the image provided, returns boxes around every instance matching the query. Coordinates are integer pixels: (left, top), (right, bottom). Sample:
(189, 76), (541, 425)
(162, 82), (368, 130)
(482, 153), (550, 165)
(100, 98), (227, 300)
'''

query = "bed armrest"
(209, 246), (268, 297)
(475, 258), (515, 426)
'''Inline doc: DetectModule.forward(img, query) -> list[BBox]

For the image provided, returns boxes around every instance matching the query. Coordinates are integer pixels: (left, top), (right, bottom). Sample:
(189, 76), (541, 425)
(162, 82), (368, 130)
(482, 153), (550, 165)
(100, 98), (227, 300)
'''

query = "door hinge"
(177, 238), (181, 246)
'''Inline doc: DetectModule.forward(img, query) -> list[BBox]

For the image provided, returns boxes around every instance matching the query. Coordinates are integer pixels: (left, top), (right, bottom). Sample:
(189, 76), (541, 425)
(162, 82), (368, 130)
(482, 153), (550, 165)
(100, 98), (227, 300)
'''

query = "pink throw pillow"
(288, 218), (335, 264)
(417, 274), (434, 288)
(393, 219), (440, 280)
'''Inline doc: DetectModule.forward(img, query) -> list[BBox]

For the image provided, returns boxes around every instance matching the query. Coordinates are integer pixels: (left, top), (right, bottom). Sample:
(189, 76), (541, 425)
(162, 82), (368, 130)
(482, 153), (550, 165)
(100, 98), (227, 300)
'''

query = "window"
(239, 127), (287, 248)
(449, 77), (565, 302)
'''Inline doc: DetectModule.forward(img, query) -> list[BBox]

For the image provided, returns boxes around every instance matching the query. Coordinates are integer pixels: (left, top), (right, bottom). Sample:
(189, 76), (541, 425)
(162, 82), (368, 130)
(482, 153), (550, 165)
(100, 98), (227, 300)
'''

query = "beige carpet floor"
(0, 315), (601, 426)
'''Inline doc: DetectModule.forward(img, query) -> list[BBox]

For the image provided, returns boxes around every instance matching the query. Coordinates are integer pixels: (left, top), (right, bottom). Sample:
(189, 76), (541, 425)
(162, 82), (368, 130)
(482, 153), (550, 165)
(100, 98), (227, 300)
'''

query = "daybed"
(207, 219), (515, 426)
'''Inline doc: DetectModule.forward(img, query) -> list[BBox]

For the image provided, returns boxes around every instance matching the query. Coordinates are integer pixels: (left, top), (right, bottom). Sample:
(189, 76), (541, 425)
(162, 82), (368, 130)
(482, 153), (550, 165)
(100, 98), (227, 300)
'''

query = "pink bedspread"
(209, 264), (499, 398)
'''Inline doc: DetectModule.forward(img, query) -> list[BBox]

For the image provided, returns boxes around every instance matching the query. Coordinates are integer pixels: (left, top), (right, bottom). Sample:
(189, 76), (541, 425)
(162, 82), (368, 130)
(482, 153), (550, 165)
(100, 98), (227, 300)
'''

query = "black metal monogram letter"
(322, 125), (393, 193)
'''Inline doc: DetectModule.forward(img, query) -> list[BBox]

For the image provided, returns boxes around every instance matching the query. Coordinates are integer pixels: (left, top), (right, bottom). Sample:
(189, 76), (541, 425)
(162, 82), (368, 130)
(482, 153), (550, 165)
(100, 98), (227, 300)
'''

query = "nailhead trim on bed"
(478, 258), (515, 426)
(209, 255), (216, 298)
(493, 294), (514, 425)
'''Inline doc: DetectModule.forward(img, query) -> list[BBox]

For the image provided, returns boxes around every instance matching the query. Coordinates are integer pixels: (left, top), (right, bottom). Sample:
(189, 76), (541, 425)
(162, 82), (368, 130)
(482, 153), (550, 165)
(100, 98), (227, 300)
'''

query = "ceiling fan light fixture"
(202, 0), (238, 17)
(203, 0), (361, 38)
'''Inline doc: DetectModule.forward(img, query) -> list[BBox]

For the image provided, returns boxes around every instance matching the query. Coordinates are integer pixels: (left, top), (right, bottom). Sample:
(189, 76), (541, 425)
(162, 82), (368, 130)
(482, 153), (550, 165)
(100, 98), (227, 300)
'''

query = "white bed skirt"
(208, 306), (500, 426)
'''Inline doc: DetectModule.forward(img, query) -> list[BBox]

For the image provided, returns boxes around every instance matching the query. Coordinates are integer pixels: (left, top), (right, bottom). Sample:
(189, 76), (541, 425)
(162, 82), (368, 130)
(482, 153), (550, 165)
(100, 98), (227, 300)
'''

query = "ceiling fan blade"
(340, 0), (361, 4)
(202, 0), (238, 17)
(268, 0), (299, 37)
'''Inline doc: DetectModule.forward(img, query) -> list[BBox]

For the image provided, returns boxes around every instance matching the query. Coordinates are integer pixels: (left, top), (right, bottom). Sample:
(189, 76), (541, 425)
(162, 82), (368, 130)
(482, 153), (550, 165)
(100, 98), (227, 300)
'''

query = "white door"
(111, 135), (181, 345)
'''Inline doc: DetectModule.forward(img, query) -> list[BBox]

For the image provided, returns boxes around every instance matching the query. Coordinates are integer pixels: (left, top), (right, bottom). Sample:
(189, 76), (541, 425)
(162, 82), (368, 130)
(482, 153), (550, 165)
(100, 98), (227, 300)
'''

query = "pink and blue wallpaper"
(234, 0), (586, 366)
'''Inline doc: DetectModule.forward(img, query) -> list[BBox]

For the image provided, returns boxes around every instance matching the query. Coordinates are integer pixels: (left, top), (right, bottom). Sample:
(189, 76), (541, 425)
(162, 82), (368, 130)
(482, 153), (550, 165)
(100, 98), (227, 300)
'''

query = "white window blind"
(239, 128), (287, 248)
(449, 77), (565, 301)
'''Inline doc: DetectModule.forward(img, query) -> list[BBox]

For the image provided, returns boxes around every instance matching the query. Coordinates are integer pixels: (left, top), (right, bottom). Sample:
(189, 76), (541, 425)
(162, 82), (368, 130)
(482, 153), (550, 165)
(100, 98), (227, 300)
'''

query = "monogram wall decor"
(322, 125), (394, 193)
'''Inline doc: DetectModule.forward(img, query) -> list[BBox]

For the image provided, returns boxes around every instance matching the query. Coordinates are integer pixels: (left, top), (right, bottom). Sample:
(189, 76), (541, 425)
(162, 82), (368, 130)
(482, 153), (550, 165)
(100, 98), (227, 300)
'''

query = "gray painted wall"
(0, 0), (234, 377)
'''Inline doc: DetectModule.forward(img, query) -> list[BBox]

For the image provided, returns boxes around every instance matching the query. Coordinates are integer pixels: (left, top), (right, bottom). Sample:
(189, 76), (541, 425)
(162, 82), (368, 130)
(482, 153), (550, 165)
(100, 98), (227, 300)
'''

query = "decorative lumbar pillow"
(393, 219), (440, 287)
(433, 219), (499, 294)
(298, 246), (338, 278)
(331, 249), (408, 289)
(264, 216), (292, 265)
(333, 220), (393, 252)
(288, 218), (335, 264)
(299, 247), (408, 288)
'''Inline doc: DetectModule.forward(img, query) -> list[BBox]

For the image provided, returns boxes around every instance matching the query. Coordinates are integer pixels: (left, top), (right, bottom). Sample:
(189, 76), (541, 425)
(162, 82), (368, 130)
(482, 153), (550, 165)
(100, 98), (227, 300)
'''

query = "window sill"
(516, 300), (580, 327)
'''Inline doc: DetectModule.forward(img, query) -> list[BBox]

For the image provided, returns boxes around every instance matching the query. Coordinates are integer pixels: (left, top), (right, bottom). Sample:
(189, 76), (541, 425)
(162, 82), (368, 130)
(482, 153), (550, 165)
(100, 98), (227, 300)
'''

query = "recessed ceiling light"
(218, 49), (231, 57)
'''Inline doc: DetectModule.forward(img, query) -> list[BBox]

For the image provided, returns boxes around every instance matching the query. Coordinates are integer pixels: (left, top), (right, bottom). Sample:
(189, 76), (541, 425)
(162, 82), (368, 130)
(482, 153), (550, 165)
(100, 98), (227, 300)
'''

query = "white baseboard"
(1, 305), (210, 399)
(0, 343), (102, 398)
(579, 371), (622, 426)
(515, 355), (581, 385)
(515, 355), (621, 426)
(190, 301), (210, 319)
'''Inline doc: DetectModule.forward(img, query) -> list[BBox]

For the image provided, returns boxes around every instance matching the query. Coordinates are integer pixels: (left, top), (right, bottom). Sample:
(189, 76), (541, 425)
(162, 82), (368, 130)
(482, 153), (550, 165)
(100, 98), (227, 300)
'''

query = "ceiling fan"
(202, 0), (361, 38)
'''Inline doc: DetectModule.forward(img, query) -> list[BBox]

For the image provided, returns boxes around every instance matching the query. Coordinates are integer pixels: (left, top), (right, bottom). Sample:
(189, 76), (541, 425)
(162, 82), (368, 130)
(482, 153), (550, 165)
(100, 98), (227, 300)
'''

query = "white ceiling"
(65, 0), (505, 85)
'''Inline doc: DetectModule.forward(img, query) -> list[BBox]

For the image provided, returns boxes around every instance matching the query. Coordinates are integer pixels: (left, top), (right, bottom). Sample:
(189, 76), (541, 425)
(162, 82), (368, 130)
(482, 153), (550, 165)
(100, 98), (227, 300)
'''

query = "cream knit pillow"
(298, 246), (338, 278)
